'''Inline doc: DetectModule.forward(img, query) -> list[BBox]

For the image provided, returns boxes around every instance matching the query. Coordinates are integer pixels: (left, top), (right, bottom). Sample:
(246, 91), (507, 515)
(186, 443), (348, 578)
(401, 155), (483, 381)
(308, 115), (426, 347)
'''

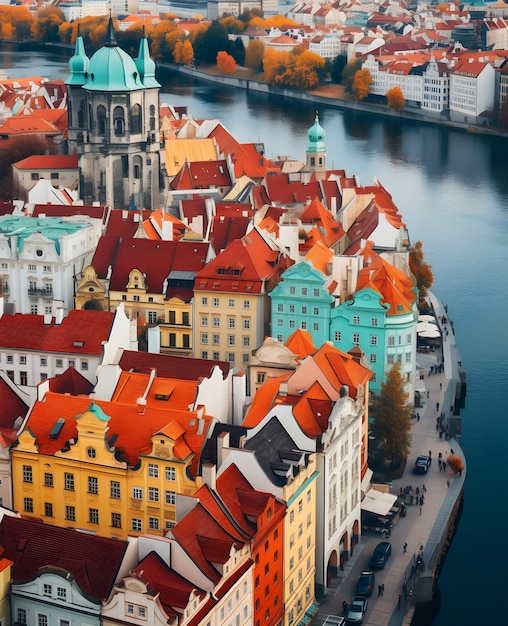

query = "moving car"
(346, 596), (368, 624)
(413, 455), (431, 473)
(356, 571), (375, 596)
(369, 541), (392, 569)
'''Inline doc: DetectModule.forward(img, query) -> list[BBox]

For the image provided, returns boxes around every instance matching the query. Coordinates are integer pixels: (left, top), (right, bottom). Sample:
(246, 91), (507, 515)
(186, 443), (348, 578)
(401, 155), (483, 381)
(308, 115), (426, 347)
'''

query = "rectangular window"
(228, 335), (235, 346)
(301, 306), (307, 314)
(243, 336), (250, 347)
(334, 331), (342, 342)
(148, 487), (159, 502)
(148, 463), (159, 478)
(353, 316), (360, 325)
(277, 303), (283, 312)
(212, 317), (220, 327)
(353, 333), (360, 343)
(213, 297), (220, 307)
(88, 476), (98, 494)
(227, 352), (235, 363)
(201, 296), (208, 306)
(228, 317), (235, 328)
(201, 316), (208, 327)
(6, 354), (13, 363)
(89, 508), (99, 524)
(165, 490), (176, 505)
(149, 517), (159, 530)
(23, 465), (33, 483)
(370, 335), (378, 346)
(110, 481), (121, 498)
(289, 304), (295, 313)
(313, 288), (320, 297)
(65, 505), (75, 521)
(40, 357), (47, 367)
(24, 497), (33, 512)
(370, 354), (377, 363)
(371, 318), (378, 326)
(313, 307), (319, 315)
(55, 358), (63, 368)
(301, 288), (308, 296)
(132, 518), (142, 532)
(313, 322), (319, 331)
(148, 311), (157, 324)
(132, 487), (143, 499)
(20, 355), (27, 364)
(213, 351), (220, 360)
(44, 502), (53, 517)
(243, 319), (250, 329)
(112, 512), (122, 528)
(243, 300), (250, 309)
(44, 472), (53, 487)
(38, 615), (48, 626)
(213, 333), (220, 345)
(201, 332), (208, 344)
(165, 466), (176, 481)
(17, 609), (27, 624)
(388, 336), (395, 346)
(301, 321), (307, 329)
(81, 361), (88, 371)
(201, 351), (208, 359)
(228, 298), (235, 307)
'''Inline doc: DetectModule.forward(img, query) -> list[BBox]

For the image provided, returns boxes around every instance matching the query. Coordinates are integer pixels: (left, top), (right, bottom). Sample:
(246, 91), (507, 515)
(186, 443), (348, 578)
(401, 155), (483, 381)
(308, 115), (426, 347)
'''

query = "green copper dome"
(307, 112), (326, 153)
(84, 18), (144, 92)
(67, 26), (89, 86)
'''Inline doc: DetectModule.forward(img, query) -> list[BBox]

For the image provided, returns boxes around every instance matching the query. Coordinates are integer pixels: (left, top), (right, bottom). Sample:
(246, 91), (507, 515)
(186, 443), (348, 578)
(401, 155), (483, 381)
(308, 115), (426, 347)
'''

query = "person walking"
(378, 585), (382, 597)
(403, 542), (407, 553)
(381, 584), (385, 596)
(343, 600), (348, 615)
(398, 593), (402, 609)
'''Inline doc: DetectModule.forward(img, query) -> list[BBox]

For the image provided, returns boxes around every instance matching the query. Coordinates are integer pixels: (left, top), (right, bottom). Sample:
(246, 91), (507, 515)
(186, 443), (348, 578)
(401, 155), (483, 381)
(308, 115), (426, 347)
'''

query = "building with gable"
(213, 418), (318, 626)
(11, 389), (215, 539)
(0, 515), (129, 626)
(245, 333), (372, 597)
(66, 20), (164, 210)
(0, 304), (133, 390)
(193, 227), (291, 370)
(0, 214), (102, 316)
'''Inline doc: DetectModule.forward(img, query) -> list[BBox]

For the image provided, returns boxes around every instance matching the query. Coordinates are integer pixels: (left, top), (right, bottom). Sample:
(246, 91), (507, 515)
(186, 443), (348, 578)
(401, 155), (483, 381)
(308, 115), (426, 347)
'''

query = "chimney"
(136, 397), (146, 414)
(44, 313), (52, 325)
(202, 461), (216, 489)
(55, 307), (64, 325)
(217, 431), (230, 468)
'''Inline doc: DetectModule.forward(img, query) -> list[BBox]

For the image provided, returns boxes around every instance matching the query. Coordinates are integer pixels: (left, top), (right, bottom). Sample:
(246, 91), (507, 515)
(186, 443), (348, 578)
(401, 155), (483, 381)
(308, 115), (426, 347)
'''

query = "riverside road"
(312, 293), (466, 626)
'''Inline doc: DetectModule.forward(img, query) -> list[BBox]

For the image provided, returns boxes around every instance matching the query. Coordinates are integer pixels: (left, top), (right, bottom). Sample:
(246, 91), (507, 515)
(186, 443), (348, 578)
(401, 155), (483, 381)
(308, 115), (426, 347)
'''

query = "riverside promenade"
(312, 294), (466, 626)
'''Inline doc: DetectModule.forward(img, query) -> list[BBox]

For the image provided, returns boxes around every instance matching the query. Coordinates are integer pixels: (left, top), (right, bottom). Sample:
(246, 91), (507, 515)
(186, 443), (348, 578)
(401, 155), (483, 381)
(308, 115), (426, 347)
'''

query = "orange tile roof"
(284, 329), (316, 360)
(356, 256), (416, 316)
(13, 154), (78, 170)
(111, 371), (198, 412)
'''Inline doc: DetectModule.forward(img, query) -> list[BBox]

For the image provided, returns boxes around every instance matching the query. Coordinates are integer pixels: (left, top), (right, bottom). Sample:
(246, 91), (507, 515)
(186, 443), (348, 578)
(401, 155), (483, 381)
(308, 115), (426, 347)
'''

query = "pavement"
(311, 296), (465, 626)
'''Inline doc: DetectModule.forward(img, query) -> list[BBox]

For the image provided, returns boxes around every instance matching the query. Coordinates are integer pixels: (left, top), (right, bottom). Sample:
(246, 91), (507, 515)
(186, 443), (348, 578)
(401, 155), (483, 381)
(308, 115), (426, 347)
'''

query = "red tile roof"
(13, 154), (78, 170)
(31, 203), (108, 221)
(0, 375), (29, 430)
(118, 350), (230, 380)
(0, 310), (115, 355)
(47, 366), (95, 396)
(0, 516), (127, 602)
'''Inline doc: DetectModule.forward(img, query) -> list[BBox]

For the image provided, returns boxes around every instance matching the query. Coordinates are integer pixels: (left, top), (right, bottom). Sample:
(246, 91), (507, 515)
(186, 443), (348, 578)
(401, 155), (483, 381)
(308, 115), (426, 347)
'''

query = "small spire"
(105, 15), (117, 47)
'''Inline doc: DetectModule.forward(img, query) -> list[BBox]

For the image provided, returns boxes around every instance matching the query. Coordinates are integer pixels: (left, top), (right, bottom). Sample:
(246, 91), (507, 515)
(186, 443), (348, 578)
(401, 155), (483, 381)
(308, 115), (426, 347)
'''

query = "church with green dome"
(306, 112), (326, 178)
(66, 20), (164, 210)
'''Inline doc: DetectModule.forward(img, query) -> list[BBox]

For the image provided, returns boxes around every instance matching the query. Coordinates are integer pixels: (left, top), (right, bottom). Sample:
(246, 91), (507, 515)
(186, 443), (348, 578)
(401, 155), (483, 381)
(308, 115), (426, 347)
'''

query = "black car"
(369, 541), (392, 569)
(356, 571), (375, 596)
(413, 455), (431, 473)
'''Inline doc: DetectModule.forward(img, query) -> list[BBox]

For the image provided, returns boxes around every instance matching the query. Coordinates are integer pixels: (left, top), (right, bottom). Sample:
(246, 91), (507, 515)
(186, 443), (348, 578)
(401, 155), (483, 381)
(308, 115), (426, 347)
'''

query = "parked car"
(346, 596), (368, 623)
(413, 455), (431, 473)
(356, 571), (375, 596)
(369, 541), (392, 569)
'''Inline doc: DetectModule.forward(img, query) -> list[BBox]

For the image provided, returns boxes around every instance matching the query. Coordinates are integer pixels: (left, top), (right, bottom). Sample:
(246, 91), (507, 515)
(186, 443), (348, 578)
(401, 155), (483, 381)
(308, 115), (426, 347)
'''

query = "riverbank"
(164, 62), (508, 139)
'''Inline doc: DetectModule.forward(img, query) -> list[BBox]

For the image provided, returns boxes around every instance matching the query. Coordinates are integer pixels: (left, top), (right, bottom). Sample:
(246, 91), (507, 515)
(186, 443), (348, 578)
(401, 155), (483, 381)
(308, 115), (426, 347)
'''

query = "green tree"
(193, 20), (230, 65)
(370, 363), (413, 469)
(331, 54), (347, 84)
(409, 240), (434, 309)
(342, 58), (363, 94)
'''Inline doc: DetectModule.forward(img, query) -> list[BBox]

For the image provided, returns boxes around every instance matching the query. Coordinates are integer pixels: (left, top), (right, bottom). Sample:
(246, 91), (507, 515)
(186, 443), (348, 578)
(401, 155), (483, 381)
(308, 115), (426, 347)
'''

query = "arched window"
(78, 99), (85, 129)
(113, 106), (125, 136)
(130, 103), (142, 134)
(97, 105), (107, 135)
(149, 104), (156, 131)
(133, 156), (142, 179)
(88, 104), (94, 131)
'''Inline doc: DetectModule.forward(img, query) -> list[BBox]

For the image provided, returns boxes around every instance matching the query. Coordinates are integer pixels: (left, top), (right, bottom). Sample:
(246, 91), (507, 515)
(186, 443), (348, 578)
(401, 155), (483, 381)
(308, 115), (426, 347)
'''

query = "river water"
(2, 48), (507, 624)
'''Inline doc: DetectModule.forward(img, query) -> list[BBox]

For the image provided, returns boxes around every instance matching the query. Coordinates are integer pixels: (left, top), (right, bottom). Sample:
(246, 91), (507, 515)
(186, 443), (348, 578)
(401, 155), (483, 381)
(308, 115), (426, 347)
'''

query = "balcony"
(28, 288), (53, 297)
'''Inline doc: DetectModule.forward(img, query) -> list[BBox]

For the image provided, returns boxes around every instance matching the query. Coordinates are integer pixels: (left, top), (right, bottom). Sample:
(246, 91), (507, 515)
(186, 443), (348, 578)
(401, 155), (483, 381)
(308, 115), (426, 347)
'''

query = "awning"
(361, 468), (373, 496)
(361, 488), (398, 516)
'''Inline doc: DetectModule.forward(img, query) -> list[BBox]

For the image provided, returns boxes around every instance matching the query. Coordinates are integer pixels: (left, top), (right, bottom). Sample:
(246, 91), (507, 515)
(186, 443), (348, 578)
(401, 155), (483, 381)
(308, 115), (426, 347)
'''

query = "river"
(2, 47), (507, 625)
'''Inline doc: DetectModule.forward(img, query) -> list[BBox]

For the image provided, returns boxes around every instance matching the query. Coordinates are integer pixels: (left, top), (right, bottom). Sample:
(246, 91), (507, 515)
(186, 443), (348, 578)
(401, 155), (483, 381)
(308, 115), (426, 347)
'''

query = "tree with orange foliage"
(245, 39), (265, 73)
(150, 19), (183, 61)
(217, 50), (236, 74)
(352, 68), (372, 101)
(409, 240), (434, 309)
(386, 86), (405, 111)
(174, 40), (194, 66)
(447, 455), (464, 475)
(0, 5), (34, 39)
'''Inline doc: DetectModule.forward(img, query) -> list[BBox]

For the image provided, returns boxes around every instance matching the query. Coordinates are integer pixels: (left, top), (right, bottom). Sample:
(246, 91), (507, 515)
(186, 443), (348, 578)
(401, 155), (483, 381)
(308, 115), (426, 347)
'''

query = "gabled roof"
(284, 329), (316, 360)
(20, 391), (213, 474)
(104, 208), (153, 238)
(0, 516), (127, 603)
(165, 138), (217, 177)
(0, 310), (115, 355)
(170, 160), (232, 191)
(118, 350), (231, 380)
(356, 255), (416, 315)
(0, 373), (29, 430)
(170, 501), (248, 584)
(47, 366), (95, 396)
(13, 154), (78, 171)
(132, 551), (206, 619)
(0, 115), (60, 136)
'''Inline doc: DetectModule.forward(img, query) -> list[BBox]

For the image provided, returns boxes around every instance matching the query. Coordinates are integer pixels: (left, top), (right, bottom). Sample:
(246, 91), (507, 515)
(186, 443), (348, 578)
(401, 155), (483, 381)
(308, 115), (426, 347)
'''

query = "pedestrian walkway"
(312, 295), (466, 626)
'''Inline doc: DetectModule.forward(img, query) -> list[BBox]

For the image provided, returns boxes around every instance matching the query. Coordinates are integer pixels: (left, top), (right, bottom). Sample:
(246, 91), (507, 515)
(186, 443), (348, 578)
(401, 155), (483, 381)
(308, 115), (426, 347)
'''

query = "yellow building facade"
(11, 397), (204, 540)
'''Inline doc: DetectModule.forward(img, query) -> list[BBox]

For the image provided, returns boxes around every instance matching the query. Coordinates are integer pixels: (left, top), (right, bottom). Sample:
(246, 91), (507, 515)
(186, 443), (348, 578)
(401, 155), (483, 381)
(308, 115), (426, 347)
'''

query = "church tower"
(306, 112), (326, 178)
(66, 20), (163, 210)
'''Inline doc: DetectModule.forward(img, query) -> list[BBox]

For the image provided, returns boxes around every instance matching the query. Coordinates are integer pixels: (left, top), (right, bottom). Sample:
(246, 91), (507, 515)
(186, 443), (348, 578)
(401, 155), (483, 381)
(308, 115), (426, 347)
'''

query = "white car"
(346, 596), (368, 624)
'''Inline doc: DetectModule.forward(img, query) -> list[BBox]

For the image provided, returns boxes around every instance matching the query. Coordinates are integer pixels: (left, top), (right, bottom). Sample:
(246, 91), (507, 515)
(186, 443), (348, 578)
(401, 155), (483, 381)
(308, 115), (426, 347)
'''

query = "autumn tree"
(352, 67), (372, 101)
(217, 50), (236, 74)
(386, 86), (405, 111)
(149, 20), (183, 62)
(447, 455), (464, 474)
(409, 240), (434, 310)
(174, 40), (194, 66)
(220, 16), (244, 34)
(0, 5), (34, 40)
(193, 20), (230, 65)
(245, 39), (265, 72)
(370, 363), (413, 469)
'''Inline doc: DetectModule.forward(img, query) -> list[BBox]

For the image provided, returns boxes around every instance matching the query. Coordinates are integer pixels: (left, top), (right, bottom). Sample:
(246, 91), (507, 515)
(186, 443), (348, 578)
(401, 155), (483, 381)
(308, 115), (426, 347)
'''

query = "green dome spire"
(135, 26), (161, 89)
(67, 24), (89, 86)
(307, 111), (326, 153)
